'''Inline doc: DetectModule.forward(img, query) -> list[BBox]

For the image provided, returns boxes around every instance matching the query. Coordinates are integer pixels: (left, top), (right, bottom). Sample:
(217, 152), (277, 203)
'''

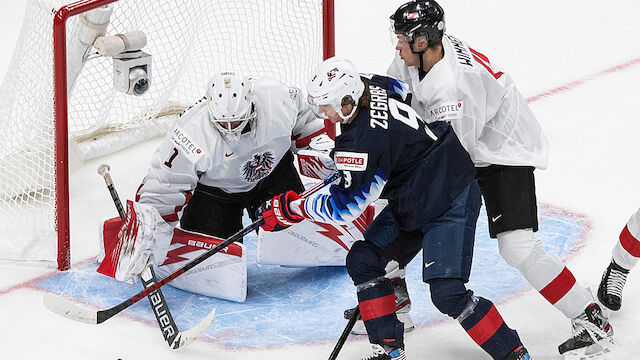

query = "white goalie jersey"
(388, 34), (549, 169)
(136, 77), (325, 221)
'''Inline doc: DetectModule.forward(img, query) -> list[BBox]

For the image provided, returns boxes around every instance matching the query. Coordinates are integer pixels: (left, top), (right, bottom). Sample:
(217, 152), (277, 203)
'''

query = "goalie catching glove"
(97, 200), (173, 284)
(256, 190), (304, 232)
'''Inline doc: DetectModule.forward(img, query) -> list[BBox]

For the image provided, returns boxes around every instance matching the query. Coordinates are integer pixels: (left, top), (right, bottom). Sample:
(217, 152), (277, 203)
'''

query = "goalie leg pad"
(99, 219), (247, 302)
(155, 228), (247, 303)
(256, 204), (374, 266)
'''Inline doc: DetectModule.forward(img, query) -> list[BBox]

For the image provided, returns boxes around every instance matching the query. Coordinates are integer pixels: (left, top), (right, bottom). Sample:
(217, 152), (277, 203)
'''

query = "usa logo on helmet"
(327, 68), (338, 81)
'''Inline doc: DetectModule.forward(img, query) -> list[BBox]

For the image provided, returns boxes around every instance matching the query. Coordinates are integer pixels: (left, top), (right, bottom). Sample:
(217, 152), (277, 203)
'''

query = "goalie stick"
(44, 171), (341, 326)
(99, 164), (214, 349)
(48, 164), (213, 349)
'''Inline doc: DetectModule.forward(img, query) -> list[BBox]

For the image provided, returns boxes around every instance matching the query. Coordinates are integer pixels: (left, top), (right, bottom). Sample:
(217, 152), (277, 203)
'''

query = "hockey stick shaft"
(328, 306), (359, 360)
(93, 171), (341, 324)
(97, 164), (182, 347)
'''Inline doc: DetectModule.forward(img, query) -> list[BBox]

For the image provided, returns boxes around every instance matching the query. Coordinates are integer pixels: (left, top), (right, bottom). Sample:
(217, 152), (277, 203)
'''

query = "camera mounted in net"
(93, 31), (153, 96)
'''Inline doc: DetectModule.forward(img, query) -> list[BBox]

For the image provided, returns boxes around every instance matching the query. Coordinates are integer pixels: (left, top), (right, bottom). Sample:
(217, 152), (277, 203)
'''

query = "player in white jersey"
(386, 1), (613, 357)
(598, 208), (639, 310)
(136, 72), (325, 232)
(99, 72), (328, 301)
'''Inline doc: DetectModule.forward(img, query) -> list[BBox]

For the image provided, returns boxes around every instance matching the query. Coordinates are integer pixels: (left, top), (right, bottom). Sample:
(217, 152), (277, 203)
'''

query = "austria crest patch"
(242, 150), (275, 182)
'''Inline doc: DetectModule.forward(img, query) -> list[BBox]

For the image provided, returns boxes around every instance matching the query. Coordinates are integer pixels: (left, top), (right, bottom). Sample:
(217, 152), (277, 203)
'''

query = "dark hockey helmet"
(390, 0), (445, 48)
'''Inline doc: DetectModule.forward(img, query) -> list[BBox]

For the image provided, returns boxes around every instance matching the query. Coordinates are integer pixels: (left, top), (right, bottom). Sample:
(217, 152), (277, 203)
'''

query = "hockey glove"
(97, 200), (173, 284)
(256, 190), (304, 232)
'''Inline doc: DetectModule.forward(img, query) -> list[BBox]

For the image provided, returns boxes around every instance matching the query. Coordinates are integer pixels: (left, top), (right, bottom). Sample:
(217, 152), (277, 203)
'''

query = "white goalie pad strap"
(257, 203), (375, 267)
(97, 201), (173, 285)
(154, 228), (247, 303)
(297, 149), (337, 180)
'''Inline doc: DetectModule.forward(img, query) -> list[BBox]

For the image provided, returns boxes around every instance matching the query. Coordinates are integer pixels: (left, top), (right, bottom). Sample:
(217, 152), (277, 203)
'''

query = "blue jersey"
(301, 75), (476, 231)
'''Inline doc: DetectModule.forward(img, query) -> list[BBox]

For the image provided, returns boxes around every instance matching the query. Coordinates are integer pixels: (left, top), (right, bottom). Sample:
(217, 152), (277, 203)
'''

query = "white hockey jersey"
(388, 34), (549, 169)
(136, 77), (325, 221)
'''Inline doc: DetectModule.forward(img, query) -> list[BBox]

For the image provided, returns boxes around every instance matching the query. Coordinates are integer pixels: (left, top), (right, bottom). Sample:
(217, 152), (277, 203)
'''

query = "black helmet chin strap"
(409, 33), (428, 80)
(418, 50), (427, 80)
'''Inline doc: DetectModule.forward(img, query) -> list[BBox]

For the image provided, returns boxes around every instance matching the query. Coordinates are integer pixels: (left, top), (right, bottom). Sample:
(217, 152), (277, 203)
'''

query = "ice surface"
(1, 1), (640, 359)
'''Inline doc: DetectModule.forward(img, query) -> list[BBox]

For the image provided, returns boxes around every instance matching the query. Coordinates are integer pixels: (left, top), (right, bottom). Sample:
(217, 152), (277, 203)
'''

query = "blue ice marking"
(36, 207), (586, 349)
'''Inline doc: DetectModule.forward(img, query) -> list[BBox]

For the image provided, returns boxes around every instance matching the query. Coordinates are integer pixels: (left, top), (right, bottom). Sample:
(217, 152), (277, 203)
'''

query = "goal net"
(0, 0), (333, 269)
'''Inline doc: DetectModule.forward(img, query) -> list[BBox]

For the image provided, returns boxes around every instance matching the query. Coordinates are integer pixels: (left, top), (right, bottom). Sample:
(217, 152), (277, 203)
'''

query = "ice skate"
(345, 278), (414, 335)
(558, 303), (614, 359)
(505, 346), (532, 360)
(597, 260), (629, 311)
(361, 342), (406, 360)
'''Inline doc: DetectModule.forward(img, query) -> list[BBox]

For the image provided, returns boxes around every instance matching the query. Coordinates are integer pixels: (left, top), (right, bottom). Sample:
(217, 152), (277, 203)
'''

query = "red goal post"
(1, 0), (335, 270)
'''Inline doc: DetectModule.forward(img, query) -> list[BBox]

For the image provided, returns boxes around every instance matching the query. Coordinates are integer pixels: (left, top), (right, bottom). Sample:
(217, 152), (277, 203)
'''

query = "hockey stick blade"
(43, 293), (98, 324)
(170, 307), (216, 350)
(43, 292), (216, 350)
(43, 172), (341, 325)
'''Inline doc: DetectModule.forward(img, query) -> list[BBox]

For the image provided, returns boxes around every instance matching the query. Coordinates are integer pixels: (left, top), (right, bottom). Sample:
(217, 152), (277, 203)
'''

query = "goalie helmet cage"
(0, 0), (335, 271)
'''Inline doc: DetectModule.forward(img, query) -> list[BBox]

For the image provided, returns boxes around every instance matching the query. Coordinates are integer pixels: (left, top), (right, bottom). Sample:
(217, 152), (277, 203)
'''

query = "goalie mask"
(206, 72), (256, 142)
(306, 57), (365, 124)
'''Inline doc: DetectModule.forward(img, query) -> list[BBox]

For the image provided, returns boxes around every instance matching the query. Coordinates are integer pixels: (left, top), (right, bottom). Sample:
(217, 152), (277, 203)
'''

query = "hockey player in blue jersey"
(257, 57), (531, 360)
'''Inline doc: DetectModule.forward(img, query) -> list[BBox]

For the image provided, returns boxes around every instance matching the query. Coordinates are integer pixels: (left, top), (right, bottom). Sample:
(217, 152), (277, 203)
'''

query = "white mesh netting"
(0, 0), (325, 264)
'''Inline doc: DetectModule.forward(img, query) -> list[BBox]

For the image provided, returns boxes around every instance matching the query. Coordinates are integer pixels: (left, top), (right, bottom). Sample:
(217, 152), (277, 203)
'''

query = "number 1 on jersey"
(164, 148), (179, 168)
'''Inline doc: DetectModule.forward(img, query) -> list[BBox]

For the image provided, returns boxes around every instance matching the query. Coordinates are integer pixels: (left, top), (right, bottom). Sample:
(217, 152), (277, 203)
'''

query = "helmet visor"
(307, 93), (345, 120)
(390, 18), (416, 47)
(389, 20), (400, 47)
(307, 93), (328, 119)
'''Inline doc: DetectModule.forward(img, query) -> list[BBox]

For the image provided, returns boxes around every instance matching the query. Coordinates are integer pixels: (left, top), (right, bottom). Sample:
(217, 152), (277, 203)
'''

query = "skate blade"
(562, 339), (615, 360)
